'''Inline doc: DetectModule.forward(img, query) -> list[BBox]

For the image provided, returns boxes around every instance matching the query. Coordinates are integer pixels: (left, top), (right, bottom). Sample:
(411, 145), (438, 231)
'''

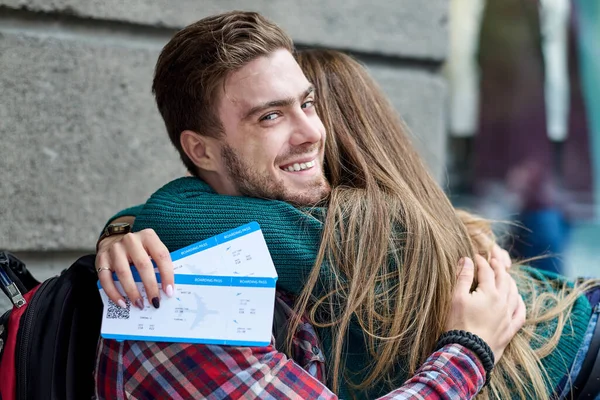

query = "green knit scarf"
(128, 177), (591, 399)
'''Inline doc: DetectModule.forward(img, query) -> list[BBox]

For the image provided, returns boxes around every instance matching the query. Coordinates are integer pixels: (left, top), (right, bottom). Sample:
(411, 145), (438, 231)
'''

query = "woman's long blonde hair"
(289, 49), (596, 399)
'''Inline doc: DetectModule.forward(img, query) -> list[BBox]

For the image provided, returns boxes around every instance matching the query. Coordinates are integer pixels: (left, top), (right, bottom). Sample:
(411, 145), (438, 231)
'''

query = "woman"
(97, 49), (598, 399)
(295, 50), (599, 399)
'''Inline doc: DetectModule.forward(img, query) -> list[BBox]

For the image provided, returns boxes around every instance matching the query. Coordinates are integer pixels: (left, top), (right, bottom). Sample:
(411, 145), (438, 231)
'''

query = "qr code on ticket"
(106, 298), (131, 320)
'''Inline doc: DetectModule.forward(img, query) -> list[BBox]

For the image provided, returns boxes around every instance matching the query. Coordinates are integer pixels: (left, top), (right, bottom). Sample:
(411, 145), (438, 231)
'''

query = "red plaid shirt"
(95, 293), (485, 399)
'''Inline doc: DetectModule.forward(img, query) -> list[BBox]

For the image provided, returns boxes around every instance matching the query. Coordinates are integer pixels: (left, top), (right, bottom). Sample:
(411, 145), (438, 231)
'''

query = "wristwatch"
(98, 222), (132, 244)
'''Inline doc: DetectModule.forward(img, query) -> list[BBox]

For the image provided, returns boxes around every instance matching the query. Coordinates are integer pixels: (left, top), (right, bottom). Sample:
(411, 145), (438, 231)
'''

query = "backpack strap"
(0, 252), (40, 308)
(565, 285), (600, 399)
(573, 304), (600, 399)
(0, 252), (39, 293)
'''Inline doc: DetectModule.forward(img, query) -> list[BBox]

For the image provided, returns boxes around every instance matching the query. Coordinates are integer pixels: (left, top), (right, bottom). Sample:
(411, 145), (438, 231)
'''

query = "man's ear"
(180, 130), (220, 172)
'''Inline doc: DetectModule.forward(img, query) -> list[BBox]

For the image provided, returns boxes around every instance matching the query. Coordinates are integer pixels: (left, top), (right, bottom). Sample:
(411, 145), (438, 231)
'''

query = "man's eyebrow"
(243, 85), (315, 121)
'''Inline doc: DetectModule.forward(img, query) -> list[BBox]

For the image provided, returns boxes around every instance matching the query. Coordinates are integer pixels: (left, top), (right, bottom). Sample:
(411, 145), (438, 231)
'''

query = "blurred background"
(0, 1), (598, 312)
(444, 0), (599, 278)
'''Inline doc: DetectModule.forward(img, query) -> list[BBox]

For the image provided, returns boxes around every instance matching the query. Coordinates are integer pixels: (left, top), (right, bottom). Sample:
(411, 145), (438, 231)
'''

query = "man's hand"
(446, 255), (526, 363)
(95, 229), (174, 309)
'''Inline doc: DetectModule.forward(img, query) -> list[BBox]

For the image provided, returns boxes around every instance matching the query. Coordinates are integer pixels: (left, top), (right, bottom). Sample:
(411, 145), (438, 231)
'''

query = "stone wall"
(0, 1), (448, 310)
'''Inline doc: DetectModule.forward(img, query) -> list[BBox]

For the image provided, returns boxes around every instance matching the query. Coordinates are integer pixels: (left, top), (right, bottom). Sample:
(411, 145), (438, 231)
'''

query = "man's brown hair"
(152, 11), (294, 173)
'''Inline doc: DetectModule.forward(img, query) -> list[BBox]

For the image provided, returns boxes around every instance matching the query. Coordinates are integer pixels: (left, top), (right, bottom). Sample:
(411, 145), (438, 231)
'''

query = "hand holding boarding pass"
(97, 222), (278, 346)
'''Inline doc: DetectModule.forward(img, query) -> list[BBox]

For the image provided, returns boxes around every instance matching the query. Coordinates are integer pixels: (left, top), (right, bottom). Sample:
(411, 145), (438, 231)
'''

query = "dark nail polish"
(151, 297), (160, 309)
(135, 298), (144, 310)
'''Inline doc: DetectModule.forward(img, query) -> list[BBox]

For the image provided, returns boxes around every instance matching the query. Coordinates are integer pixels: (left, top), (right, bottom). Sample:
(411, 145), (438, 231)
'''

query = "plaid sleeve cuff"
(377, 343), (486, 400)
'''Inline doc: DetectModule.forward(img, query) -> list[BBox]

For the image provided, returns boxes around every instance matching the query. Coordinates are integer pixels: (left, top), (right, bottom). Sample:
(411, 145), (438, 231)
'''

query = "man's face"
(215, 49), (330, 206)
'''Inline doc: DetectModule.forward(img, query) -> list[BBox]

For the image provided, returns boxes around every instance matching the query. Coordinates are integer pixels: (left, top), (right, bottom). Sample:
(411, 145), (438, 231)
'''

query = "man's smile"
(279, 158), (317, 173)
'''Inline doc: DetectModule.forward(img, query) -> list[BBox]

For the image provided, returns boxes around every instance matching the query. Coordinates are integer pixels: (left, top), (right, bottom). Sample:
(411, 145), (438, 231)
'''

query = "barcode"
(106, 298), (131, 319)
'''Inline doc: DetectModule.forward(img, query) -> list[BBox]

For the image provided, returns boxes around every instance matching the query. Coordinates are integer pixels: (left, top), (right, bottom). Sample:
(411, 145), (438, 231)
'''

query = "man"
(95, 11), (523, 399)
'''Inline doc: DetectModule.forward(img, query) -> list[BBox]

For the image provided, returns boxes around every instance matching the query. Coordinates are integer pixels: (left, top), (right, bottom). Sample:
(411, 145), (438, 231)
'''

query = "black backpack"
(0, 252), (102, 400)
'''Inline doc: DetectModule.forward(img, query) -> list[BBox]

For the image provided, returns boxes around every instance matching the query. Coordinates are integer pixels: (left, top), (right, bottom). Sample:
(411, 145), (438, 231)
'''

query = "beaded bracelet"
(435, 330), (495, 387)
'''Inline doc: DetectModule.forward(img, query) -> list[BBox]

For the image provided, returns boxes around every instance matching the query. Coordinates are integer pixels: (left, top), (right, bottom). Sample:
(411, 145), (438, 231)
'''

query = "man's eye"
(260, 113), (279, 122)
(301, 100), (315, 109)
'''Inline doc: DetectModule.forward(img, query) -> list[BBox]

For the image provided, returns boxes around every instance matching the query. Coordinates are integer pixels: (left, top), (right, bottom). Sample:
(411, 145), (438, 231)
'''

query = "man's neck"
(196, 170), (239, 196)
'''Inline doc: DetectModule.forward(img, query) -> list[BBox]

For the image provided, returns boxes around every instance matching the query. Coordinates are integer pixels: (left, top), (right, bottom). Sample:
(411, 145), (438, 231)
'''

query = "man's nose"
(289, 112), (322, 146)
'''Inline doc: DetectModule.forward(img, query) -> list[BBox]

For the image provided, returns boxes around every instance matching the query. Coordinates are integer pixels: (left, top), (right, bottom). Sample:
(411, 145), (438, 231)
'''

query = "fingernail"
(165, 284), (174, 298)
(117, 299), (127, 309)
(135, 298), (144, 310)
(152, 297), (160, 309)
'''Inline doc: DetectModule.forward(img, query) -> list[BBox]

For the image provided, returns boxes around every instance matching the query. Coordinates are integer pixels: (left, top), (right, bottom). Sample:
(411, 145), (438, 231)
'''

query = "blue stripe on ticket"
(98, 274), (277, 288)
(102, 333), (270, 347)
(173, 275), (276, 288)
(231, 277), (277, 287)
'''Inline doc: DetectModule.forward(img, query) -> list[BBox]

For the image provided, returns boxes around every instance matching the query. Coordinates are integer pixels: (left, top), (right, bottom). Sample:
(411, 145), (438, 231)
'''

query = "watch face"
(107, 222), (131, 234)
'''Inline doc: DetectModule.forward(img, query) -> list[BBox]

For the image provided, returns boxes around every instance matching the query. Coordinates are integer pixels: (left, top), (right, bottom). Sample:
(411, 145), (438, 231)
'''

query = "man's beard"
(221, 144), (330, 206)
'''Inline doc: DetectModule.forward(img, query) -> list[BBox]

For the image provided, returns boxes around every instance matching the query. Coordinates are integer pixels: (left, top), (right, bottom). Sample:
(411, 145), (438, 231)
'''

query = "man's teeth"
(285, 160), (315, 172)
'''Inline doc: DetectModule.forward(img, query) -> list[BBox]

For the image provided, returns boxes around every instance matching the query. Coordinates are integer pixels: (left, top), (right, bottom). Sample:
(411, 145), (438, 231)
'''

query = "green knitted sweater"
(124, 177), (591, 399)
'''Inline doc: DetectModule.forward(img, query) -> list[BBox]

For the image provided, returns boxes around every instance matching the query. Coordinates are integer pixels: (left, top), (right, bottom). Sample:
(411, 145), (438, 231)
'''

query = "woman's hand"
(95, 229), (174, 309)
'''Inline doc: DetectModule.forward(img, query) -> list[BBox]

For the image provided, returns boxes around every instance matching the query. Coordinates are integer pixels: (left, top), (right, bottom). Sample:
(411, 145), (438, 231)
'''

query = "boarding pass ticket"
(98, 222), (278, 346)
